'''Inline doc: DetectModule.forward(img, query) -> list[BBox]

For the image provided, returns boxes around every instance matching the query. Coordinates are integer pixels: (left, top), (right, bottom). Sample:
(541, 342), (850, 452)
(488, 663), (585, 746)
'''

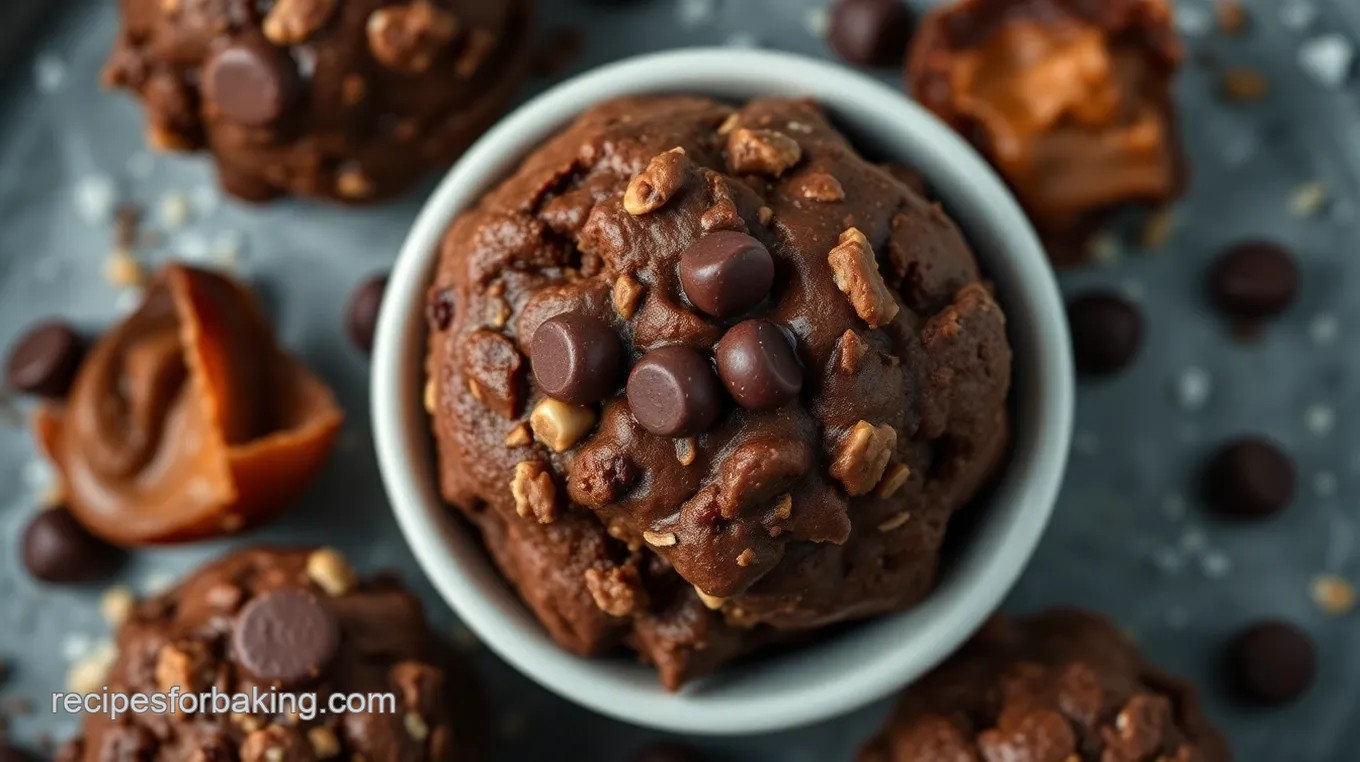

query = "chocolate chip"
(0, 745), (36, 762)
(1202, 437), (1295, 519)
(20, 508), (124, 584)
(231, 588), (339, 686)
(626, 346), (723, 437)
(679, 231), (775, 318)
(426, 287), (455, 331)
(714, 319), (802, 410)
(204, 42), (299, 128)
(6, 321), (84, 398)
(531, 313), (624, 404)
(828, 0), (915, 67)
(1066, 292), (1143, 376)
(346, 274), (388, 354)
(630, 742), (705, 762)
(1209, 241), (1299, 319)
(1225, 620), (1315, 705)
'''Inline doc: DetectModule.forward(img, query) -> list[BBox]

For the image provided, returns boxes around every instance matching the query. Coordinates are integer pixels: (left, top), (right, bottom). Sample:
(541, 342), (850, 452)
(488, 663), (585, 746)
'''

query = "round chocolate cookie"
(858, 609), (1232, 762)
(103, 0), (534, 203)
(56, 547), (482, 762)
(425, 95), (1012, 688)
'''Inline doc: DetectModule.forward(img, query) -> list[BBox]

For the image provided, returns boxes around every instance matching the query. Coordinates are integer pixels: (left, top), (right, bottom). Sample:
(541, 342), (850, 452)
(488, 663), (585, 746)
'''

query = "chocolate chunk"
(531, 313), (624, 404)
(231, 589), (339, 686)
(714, 319), (802, 410)
(1202, 437), (1295, 519)
(626, 346), (723, 437)
(1225, 620), (1315, 705)
(1066, 292), (1143, 376)
(0, 745), (36, 762)
(828, 0), (915, 67)
(1209, 241), (1299, 319)
(20, 508), (124, 584)
(5, 321), (84, 398)
(346, 274), (388, 354)
(204, 42), (298, 128)
(630, 742), (705, 762)
(427, 287), (455, 331)
(679, 231), (775, 317)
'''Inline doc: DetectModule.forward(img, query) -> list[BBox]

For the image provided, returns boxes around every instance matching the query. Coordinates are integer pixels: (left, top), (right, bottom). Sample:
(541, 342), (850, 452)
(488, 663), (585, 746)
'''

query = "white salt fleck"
(73, 174), (119, 225)
(1306, 403), (1336, 435)
(1299, 34), (1354, 88)
(1314, 470), (1338, 497)
(1281, 0), (1319, 31)
(125, 152), (155, 180)
(1162, 492), (1187, 521)
(1175, 367), (1212, 411)
(1201, 551), (1233, 579)
(160, 193), (190, 228)
(804, 6), (829, 38)
(725, 32), (758, 48)
(1310, 314), (1339, 345)
(677, 0), (717, 28)
(33, 53), (66, 94)
(1174, 4), (1213, 37)
(1289, 182), (1329, 217)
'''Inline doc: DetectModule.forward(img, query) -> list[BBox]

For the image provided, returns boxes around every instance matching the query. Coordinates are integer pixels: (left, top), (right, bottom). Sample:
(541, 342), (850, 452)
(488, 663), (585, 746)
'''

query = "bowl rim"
(373, 47), (1073, 735)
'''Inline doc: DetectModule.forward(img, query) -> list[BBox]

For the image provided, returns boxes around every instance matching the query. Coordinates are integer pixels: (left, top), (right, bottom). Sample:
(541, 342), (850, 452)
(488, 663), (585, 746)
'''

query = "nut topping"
(529, 397), (597, 452)
(263, 0), (338, 45)
(623, 147), (689, 216)
(830, 420), (897, 496)
(305, 547), (357, 597)
(511, 461), (557, 524)
(828, 227), (900, 328)
(726, 128), (802, 177)
(367, 1), (459, 74)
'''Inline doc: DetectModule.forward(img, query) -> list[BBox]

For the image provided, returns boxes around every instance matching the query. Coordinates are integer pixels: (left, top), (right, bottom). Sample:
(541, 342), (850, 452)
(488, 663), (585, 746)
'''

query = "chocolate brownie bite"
(57, 547), (482, 762)
(425, 95), (1012, 688)
(104, 0), (534, 203)
(906, 0), (1185, 265)
(858, 609), (1232, 762)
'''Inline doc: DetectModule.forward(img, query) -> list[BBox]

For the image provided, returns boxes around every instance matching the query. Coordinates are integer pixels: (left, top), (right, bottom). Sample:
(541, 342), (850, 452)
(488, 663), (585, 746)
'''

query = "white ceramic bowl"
(373, 48), (1073, 736)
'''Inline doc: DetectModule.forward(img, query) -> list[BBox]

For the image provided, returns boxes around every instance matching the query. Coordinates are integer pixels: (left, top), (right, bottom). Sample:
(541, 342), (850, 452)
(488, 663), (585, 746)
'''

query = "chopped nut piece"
(530, 398), (597, 452)
(511, 461), (556, 523)
(306, 547), (357, 597)
(877, 511), (912, 532)
(694, 587), (726, 610)
(717, 113), (740, 136)
(1141, 207), (1176, 249)
(306, 727), (341, 759)
(830, 421), (897, 496)
(613, 274), (645, 319)
(675, 437), (697, 466)
(1311, 574), (1356, 615)
(104, 250), (144, 288)
(337, 167), (373, 199)
(799, 172), (846, 202)
(233, 713), (265, 733)
(736, 548), (756, 567)
(584, 565), (647, 617)
(367, 1), (459, 74)
(1289, 182), (1328, 217)
(424, 378), (437, 414)
(643, 530), (677, 547)
(726, 127), (802, 177)
(205, 583), (243, 612)
(623, 147), (688, 216)
(757, 206), (774, 225)
(1220, 68), (1268, 102)
(503, 423), (531, 447)
(774, 493), (793, 519)
(155, 641), (208, 693)
(263, 0), (338, 45)
(404, 711), (430, 741)
(828, 228), (900, 328)
(876, 463), (912, 499)
(835, 329), (870, 374)
(100, 586), (136, 627)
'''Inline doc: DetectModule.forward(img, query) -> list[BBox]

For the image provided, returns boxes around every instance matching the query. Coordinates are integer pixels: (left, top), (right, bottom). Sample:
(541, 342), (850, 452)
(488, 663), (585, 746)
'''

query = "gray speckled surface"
(1, 0), (1358, 760)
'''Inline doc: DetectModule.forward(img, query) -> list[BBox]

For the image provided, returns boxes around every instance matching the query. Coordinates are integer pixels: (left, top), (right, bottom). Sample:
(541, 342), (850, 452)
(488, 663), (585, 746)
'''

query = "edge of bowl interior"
(372, 48), (1074, 736)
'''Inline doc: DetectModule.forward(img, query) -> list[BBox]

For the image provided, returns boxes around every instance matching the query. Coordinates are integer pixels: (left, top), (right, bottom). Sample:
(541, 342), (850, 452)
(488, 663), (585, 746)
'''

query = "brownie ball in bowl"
(104, 0), (534, 203)
(858, 609), (1232, 762)
(57, 547), (482, 762)
(374, 49), (1072, 734)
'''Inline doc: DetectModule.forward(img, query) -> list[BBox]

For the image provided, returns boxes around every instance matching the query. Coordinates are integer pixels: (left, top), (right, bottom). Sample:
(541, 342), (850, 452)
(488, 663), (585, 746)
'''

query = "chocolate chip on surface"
(629, 742), (705, 762)
(5, 321), (84, 398)
(1225, 620), (1316, 705)
(1209, 241), (1299, 319)
(530, 313), (623, 404)
(203, 42), (299, 128)
(626, 346), (723, 437)
(678, 231), (775, 317)
(21, 508), (124, 584)
(1066, 292), (1143, 376)
(828, 0), (915, 67)
(714, 319), (803, 410)
(231, 589), (339, 686)
(346, 273), (388, 354)
(1202, 437), (1295, 519)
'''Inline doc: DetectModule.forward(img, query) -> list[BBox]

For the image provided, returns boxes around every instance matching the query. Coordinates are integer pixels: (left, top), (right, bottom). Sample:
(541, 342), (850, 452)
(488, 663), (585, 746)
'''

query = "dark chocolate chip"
(1202, 437), (1295, 519)
(828, 0), (915, 67)
(346, 274), (388, 354)
(1225, 620), (1315, 705)
(1066, 292), (1143, 376)
(427, 287), (456, 331)
(204, 42), (299, 128)
(1209, 241), (1298, 319)
(679, 231), (775, 318)
(626, 346), (723, 437)
(630, 742), (705, 762)
(20, 508), (124, 584)
(714, 319), (802, 410)
(531, 313), (624, 404)
(0, 745), (36, 762)
(6, 321), (84, 398)
(231, 588), (339, 686)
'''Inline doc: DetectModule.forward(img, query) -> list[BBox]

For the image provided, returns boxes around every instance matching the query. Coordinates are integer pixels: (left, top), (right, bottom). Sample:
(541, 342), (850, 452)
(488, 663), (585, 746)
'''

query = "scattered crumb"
(1311, 574), (1356, 615)
(1314, 471), (1338, 497)
(160, 192), (190, 228)
(676, 0), (717, 28)
(1306, 403), (1336, 435)
(33, 53), (66, 94)
(73, 174), (119, 225)
(1215, 0), (1248, 35)
(1200, 551), (1233, 579)
(100, 586), (136, 627)
(1309, 314), (1339, 345)
(1299, 34), (1355, 88)
(1141, 207), (1176, 249)
(1174, 367), (1212, 411)
(1289, 182), (1329, 217)
(1280, 0), (1319, 31)
(1219, 68), (1269, 102)
(1162, 492), (1187, 521)
(104, 250), (145, 288)
(803, 6), (829, 38)
(67, 641), (118, 694)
